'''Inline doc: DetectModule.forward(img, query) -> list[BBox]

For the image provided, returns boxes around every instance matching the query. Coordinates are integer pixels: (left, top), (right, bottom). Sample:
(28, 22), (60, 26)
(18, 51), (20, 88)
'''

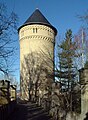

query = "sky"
(0, 0), (88, 83)
(2, 0), (88, 34)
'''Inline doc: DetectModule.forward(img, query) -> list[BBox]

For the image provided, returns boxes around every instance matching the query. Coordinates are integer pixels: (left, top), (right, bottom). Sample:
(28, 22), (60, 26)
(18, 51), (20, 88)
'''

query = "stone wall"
(48, 68), (88, 120)
(0, 80), (10, 105)
(79, 68), (88, 120)
(0, 80), (16, 105)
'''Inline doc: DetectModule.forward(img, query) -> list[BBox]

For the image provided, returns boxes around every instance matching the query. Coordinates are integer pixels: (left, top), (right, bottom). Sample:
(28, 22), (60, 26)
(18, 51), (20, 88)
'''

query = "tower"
(18, 9), (57, 100)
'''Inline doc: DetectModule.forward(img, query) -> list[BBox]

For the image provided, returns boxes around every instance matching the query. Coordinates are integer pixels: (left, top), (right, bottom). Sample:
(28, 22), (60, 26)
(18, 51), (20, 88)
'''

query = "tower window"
(33, 28), (35, 33)
(33, 28), (37, 33)
(36, 28), (37, 33)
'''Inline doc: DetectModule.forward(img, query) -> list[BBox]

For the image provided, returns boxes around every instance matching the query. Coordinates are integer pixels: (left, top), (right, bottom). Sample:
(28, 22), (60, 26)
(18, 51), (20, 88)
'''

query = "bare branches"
(0, 2), (18, 75)
(77, 10), (88, 26)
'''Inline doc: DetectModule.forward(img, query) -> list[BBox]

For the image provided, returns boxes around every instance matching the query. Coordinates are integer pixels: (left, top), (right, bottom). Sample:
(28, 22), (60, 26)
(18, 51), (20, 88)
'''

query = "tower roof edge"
(18, 9), (57, 35)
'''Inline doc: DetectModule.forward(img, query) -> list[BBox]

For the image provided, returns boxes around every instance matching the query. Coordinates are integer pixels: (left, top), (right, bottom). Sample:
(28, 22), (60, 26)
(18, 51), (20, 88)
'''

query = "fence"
(0, 100), (17, 120)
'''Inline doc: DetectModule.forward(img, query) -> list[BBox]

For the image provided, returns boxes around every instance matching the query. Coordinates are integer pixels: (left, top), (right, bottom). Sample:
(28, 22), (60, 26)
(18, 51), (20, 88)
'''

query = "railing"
(0, 100), (17, 120)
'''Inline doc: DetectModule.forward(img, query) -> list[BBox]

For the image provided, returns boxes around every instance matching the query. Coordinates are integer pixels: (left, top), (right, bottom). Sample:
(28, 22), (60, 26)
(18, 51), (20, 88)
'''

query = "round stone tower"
(18, 9), (57, 100)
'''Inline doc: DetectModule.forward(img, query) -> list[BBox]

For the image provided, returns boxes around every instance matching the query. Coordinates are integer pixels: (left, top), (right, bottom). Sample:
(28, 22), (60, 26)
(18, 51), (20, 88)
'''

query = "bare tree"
(77, 10), (88, 67)
(78, 10), (88, 27)
(20, 52), (53, 102)
(0, 2), (18, 76)
(74, 28), (88, 69)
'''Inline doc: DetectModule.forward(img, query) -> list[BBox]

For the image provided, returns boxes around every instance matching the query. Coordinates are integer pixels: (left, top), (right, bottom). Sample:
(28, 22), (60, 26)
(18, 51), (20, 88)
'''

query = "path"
(8, 102), (52, 120)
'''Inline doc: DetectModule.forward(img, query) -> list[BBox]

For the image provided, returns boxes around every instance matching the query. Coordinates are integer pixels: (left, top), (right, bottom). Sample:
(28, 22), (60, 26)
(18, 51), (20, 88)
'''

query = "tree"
(20, 52), (53, 102)
(74, 27), (88, 69)
(84, 61), (88, 69)
(57, 29), (80, 113)
(76, 11), (88, 68)
(0, 2), (18, 76)
(58, 29), (77, 91)
(78, 10), (88, 27)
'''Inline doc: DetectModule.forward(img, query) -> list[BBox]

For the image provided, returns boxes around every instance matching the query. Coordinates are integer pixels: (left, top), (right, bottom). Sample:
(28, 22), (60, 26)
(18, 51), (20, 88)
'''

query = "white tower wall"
(19, 24), (56, 100)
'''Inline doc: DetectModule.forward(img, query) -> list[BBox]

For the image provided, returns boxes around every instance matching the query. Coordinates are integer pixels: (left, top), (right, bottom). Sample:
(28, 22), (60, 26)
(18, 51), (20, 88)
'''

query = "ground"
(8, 102), (52, 120)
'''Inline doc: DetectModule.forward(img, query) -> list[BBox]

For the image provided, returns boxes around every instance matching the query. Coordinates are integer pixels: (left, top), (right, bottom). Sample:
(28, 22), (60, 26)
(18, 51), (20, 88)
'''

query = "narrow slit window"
(36, 28), (37, 33)
(33, 28), (35, 33)
(33, 28), (37, 33)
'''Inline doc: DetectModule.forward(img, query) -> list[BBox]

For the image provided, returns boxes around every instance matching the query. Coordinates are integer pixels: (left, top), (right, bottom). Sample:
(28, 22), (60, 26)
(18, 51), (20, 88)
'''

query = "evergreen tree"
(84, 61), (88, 69)
(57, 29), (81, 112)
(58, 29), (76, 92)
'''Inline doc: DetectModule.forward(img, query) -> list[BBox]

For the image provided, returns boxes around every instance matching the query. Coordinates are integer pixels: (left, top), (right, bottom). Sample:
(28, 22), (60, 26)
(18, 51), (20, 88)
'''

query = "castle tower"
(18, 9), (57, 100)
